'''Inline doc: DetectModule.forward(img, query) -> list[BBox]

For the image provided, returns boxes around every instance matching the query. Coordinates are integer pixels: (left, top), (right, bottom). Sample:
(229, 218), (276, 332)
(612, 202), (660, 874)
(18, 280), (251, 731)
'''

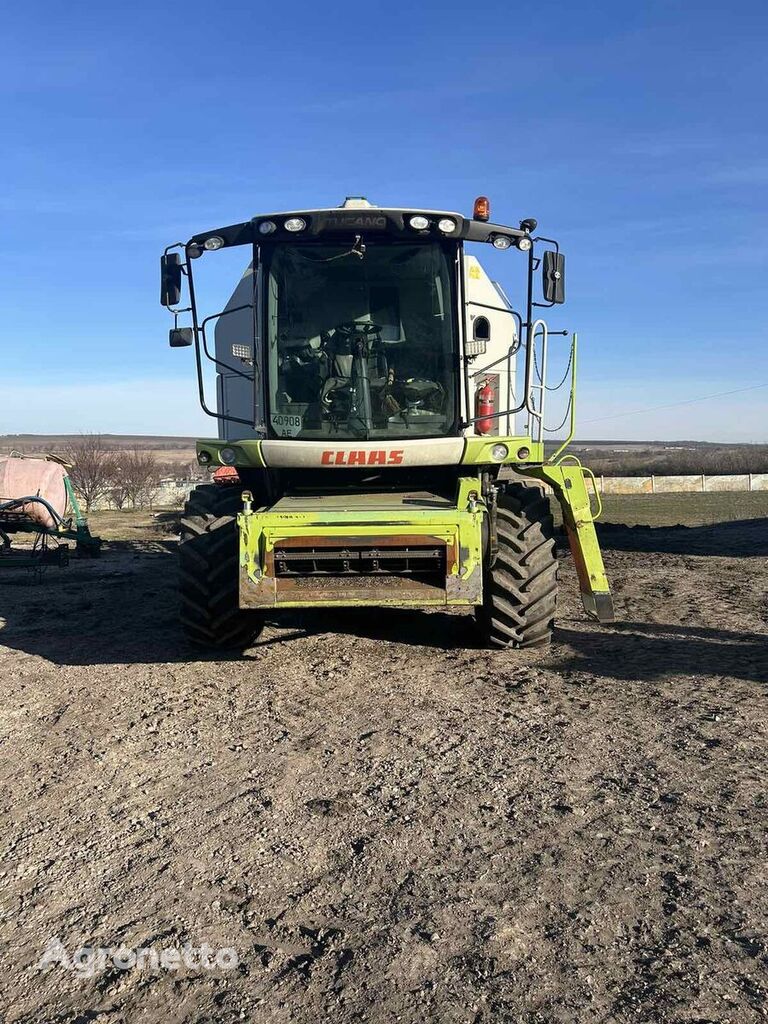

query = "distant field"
(597, 490), (768, 527)
(0, 434), (196, 468)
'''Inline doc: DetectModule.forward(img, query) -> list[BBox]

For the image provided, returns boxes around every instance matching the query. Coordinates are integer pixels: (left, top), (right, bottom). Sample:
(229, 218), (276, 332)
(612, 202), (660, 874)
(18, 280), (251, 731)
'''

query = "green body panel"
(238, 477), (485, 609)
(526, 460), (613, 622)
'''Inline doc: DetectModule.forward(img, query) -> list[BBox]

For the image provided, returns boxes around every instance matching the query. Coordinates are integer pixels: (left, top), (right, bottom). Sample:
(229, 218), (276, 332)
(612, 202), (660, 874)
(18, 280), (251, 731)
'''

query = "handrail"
(547, 332), (578, 463)
(526, 319), (549, 442)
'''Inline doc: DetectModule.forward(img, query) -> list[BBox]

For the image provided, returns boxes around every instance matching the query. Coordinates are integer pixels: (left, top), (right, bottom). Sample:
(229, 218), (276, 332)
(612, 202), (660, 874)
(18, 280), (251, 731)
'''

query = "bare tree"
(63, 434), (118, 511)
(107, 475), (130, 511)
(118, 446), (161, 509)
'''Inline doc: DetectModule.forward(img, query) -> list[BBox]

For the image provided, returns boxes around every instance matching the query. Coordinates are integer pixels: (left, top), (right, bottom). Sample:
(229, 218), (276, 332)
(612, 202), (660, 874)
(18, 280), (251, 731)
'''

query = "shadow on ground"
(552, 621), (768, 686)
(0, 521), (765, 678)
(595, 516), (768, 557)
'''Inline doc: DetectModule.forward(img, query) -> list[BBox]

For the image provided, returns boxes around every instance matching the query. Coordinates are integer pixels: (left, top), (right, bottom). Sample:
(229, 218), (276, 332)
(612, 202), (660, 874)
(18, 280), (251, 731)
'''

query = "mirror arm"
(185, 245), (253, 428)
(200, 305), (255, 382)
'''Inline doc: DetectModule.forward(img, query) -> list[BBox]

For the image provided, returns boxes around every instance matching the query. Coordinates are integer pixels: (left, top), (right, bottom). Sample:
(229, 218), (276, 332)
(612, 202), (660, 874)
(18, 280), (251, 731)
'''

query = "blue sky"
(0, 0), (766, 441)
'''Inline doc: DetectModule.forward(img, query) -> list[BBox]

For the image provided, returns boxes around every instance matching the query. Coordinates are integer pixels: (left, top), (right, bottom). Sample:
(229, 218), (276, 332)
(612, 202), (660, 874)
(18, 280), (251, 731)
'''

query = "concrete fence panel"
(703, 474), (751, 492)
(584, 474), (767, 496)
(599, 476), (653, 494)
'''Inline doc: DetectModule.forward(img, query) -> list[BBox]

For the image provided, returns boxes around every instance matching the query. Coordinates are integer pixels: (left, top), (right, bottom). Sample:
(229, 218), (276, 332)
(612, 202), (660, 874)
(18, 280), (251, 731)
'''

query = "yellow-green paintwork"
(197, 439), (266, 468)
(460, 437), (544, 464)
(525, 460), (612, 616)
(238, 476), (485, 608)
(197, 368), (613, 618)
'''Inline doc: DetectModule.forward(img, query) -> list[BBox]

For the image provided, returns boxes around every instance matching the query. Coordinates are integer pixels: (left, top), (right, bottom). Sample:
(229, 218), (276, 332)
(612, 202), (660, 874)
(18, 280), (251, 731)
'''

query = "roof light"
(409, 215), (430, 230)
(438, 218), (457, 234)
(473, 196), (490, 221)
(492, 235), (512, 250)
(284, 217), (307, 232)
(204, 235), (224, 250)
(259, 220), (276, 234)
(516, 236), (532, 251)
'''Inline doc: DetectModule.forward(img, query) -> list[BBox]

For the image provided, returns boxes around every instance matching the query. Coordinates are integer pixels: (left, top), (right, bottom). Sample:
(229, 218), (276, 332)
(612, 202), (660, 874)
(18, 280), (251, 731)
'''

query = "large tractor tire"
(178, 484), (263, 649)
(477, 483), (558, 649)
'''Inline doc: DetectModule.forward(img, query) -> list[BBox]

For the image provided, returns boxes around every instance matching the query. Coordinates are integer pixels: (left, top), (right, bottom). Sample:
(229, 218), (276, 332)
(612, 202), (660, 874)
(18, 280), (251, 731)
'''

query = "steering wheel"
(334, 321), (382, 337)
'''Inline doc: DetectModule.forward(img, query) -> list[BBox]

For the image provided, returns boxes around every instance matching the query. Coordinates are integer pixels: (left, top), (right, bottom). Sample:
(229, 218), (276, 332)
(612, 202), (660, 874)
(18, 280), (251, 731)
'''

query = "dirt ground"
(0, 501), (766, 1023)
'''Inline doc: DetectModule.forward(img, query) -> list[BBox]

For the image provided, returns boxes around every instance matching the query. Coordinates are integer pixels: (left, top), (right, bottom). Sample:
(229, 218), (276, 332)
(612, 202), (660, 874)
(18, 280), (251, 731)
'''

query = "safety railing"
(525, 319), (549, 443)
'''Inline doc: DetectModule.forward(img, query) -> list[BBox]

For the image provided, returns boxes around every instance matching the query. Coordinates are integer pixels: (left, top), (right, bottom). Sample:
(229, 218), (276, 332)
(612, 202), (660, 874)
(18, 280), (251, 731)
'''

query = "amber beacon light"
(473, 195), (490, 221)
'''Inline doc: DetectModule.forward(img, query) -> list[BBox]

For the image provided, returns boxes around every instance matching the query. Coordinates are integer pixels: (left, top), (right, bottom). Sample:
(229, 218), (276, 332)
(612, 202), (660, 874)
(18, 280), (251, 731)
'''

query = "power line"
(580, 382), (768, 424)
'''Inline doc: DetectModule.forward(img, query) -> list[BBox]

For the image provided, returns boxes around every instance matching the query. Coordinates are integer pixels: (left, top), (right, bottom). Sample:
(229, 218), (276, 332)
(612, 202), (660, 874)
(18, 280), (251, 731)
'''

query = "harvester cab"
(161, 196), (613, 649)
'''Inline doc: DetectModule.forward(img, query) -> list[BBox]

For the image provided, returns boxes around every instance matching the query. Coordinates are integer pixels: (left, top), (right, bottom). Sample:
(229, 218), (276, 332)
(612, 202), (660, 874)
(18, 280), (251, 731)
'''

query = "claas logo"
(321, 450), (404, 466)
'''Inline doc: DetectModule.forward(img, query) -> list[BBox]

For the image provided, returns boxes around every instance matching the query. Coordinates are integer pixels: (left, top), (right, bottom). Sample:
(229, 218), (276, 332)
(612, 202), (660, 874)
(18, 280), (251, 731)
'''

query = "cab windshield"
(265, 241), (457, 440)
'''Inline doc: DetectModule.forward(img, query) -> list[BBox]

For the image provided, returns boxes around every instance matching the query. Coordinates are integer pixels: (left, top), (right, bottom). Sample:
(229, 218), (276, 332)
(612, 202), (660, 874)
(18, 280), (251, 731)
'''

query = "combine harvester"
(160, 195), (613, 648)
(0, 454), (100, 569)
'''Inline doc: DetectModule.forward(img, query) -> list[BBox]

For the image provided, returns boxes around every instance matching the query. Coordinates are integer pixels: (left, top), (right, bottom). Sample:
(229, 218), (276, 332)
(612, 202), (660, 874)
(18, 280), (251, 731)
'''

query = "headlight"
(492, 235), (512, 250)
(284, 217), (307, 232)
(409, 215), (429, 230)
(204, 236), (224, 250)
(516, 236), (532, 251)
(491, 443), (509, 461)
(219, 447), (237, 465)
(259, 220), (276, 234)
(516, 446), (531, 460)
(197, 450), (212, 465)
(437, 218), (456, 234)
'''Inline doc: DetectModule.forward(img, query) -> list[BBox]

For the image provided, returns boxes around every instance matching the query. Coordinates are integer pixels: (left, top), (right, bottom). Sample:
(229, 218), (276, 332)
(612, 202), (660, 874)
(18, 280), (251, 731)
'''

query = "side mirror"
(160, 253), (183, 307)
(542, 251), (565, 304)
(169, 328), (194, 348)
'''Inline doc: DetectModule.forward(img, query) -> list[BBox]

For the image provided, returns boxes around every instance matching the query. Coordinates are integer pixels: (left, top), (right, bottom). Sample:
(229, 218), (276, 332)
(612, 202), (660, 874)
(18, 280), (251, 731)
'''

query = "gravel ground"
(0, 512), (766, 1023)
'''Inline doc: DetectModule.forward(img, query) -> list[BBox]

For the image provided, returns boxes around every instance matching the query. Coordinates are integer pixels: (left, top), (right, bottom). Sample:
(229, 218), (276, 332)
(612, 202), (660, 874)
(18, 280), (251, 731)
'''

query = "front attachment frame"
(525, 460), (615, 623)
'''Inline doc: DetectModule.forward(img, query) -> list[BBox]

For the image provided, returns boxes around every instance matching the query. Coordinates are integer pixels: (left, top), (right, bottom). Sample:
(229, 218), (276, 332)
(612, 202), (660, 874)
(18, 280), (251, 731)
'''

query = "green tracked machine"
(160, 195), (613, 649)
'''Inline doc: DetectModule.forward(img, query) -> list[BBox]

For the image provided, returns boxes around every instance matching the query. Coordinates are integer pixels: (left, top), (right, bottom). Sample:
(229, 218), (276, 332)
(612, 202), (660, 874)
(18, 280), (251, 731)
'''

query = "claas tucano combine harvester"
(160, 195), (613, 649)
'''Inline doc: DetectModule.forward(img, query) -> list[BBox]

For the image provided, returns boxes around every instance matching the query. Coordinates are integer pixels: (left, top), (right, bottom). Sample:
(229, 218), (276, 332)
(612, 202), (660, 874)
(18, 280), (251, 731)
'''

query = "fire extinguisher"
(476, 378), (494, 435)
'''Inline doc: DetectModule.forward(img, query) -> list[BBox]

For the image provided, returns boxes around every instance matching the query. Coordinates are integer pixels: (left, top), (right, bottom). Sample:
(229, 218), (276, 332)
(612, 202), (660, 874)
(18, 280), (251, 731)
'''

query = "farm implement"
(0, 454), (101, 570)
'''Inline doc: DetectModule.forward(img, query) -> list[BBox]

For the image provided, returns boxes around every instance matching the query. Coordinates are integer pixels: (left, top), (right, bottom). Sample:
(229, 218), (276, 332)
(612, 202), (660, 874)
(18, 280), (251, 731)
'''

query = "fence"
(588, 474), (768, 495)
(94, 474), (768, 509)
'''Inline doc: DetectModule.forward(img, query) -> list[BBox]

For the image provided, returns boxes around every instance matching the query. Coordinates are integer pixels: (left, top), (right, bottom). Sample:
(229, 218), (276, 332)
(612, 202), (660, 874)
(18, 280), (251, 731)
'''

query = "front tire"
(178, 484), (263, 649)
(477, 483), (558, 649)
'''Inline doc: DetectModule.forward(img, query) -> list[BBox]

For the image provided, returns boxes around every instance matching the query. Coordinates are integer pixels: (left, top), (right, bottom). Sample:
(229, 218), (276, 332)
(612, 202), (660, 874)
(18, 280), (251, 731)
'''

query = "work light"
(284, 218), (307, 232)
(409, 215), (429, 230)
(259, 220), (276, 234)
(204, 236), (224, 250)
(516, 236), (532, 252)
(492, 236), (512, 250)
(438, 218), (457, 234)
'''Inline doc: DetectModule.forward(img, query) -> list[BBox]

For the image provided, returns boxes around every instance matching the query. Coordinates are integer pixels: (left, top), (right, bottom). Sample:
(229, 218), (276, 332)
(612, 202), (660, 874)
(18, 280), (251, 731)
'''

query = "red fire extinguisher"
(476, 378), (494, 435)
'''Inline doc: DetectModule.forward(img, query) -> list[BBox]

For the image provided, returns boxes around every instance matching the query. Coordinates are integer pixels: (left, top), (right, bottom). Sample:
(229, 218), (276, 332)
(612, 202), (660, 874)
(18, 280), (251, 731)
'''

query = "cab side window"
(473, 316), (490, 342)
